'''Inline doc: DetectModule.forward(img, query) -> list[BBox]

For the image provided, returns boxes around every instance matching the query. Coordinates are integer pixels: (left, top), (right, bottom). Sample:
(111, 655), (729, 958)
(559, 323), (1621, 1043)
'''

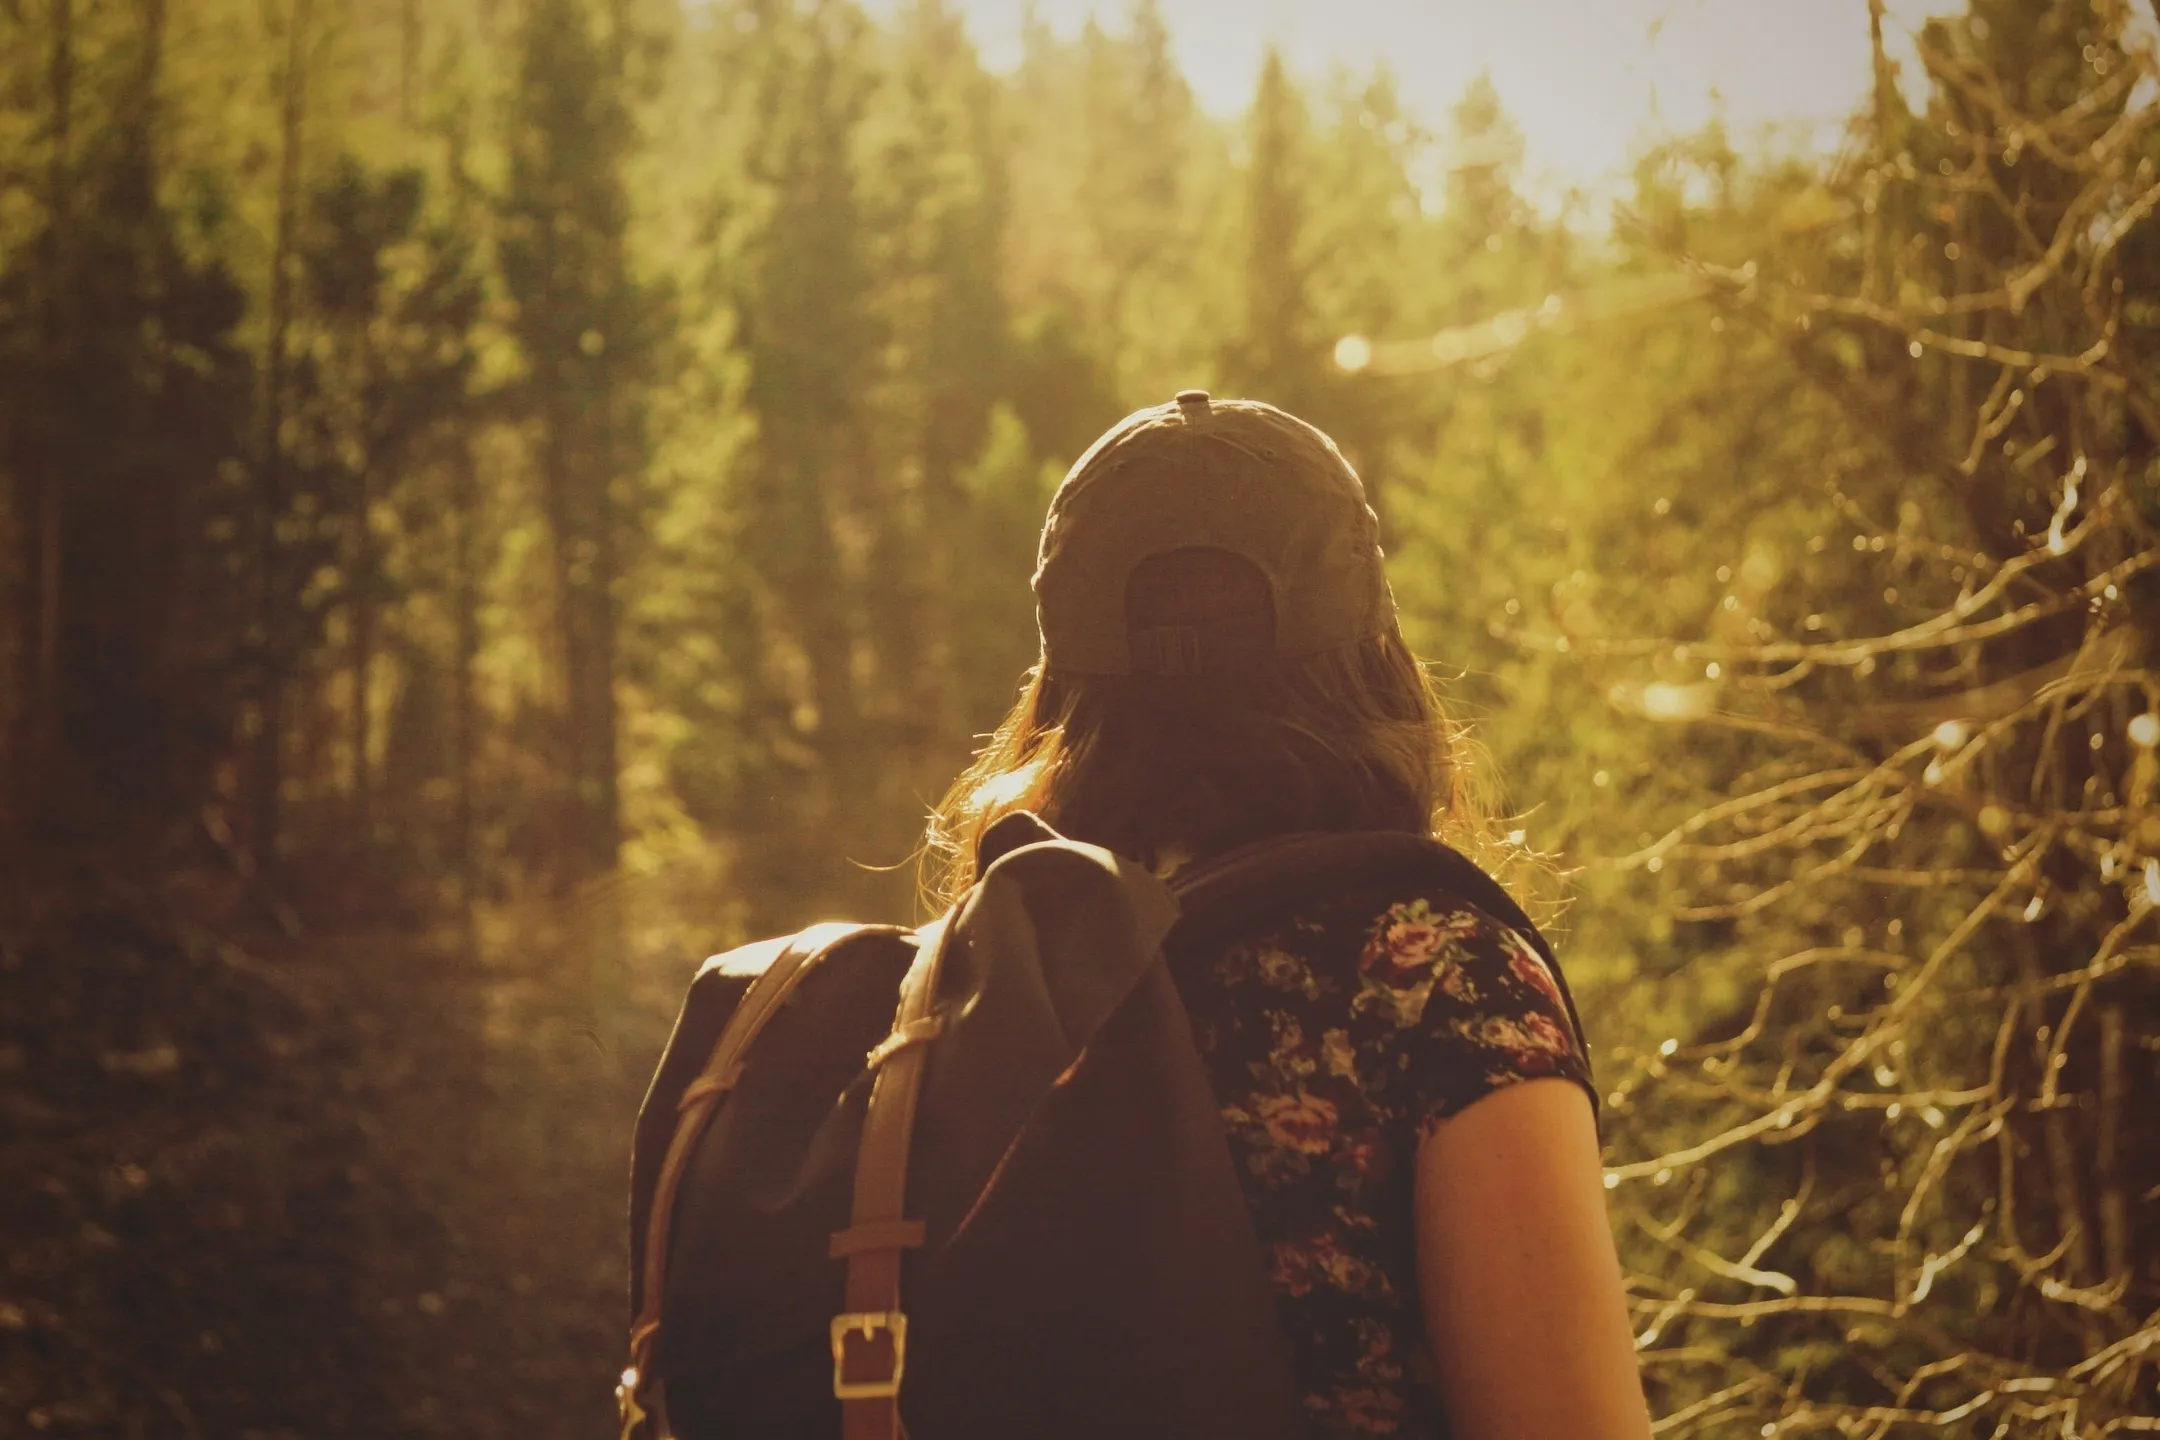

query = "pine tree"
(697, 0), (890, 922)
(500, 0), (652, 885)
(283, 153), (481, 872)
(1, 0), (253, 845)
(1227, 48), (1324, 417)
(1078, 0), (1199, 396)
(859, 0), (1012, 764)
(1438, 71), (1525, 261)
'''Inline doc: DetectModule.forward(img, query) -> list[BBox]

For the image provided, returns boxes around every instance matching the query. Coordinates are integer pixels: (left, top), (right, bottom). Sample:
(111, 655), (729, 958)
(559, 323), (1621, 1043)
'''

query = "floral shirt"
(1171, 881), (1594, 1438)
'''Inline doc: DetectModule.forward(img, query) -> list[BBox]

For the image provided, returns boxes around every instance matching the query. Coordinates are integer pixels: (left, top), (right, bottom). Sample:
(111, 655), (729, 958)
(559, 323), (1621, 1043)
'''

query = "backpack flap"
(894, 833), (1305, 1440)
(906, 832), (1180, 1222)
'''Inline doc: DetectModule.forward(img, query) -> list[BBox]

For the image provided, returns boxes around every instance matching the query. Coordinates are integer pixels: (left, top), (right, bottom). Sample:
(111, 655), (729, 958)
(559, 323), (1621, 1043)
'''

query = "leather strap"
(620, 923), (882, 1440)
(829, 1219), (927, 1257)
(834, 915), (953, 1440)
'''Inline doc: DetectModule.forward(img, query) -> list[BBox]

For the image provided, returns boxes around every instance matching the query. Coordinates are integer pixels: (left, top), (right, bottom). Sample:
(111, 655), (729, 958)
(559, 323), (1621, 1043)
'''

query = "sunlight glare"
(970, 758), (1043, 810)
(1639, 682), (1712, 722)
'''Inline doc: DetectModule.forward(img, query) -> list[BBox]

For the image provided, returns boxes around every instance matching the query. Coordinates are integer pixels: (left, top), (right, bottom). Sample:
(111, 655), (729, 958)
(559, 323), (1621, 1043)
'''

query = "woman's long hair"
(922, 622), (1536, 914)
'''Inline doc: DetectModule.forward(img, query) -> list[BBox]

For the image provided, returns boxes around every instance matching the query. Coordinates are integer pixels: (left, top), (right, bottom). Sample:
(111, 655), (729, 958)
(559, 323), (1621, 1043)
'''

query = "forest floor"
(1, 855), (674, 1438)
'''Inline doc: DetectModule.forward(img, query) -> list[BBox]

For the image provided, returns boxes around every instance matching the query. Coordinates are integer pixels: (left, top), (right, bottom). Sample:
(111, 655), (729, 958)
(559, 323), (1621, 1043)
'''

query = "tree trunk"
(251, 0), (309, 865)
(445, 117), (481, 962)
(533, 237), (622, 887)
(399, 0), (419, 129)
(350, 458), (375, 831)
(16, 0), (73, 840)
(541, 430), (622, 882)
(585, 453), (623, 877)
(350, 313), (385, 834)
(450, 436), (480, 963)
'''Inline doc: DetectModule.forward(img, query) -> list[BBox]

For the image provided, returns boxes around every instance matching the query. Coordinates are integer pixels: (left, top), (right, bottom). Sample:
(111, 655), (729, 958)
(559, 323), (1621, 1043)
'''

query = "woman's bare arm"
(1414, 1077), (1653, 1440)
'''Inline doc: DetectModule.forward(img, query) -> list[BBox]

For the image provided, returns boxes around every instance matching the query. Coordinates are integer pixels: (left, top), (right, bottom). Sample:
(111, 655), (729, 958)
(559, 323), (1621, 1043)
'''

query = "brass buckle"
(615, 1365), (650, 1438)
(830, 1311), (908, 1399)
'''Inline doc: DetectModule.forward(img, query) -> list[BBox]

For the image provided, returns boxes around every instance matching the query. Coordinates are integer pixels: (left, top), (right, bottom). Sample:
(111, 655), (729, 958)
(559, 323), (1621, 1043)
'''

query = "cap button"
(1175, 388), (1211, 415)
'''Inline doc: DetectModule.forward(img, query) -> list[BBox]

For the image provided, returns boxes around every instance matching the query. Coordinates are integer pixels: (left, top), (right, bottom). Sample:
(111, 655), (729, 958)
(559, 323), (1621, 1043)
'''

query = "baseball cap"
(1033, 391), (1396, 675)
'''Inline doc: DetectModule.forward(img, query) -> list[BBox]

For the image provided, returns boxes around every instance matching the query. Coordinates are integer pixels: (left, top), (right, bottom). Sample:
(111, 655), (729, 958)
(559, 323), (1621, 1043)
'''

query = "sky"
(926, 0), (1954, 205)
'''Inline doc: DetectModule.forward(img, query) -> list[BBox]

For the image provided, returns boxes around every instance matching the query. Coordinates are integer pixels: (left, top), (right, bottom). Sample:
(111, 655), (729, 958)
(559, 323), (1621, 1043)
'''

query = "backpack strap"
(828, 913), (956, 1440)
(620, 921), (895, 1440)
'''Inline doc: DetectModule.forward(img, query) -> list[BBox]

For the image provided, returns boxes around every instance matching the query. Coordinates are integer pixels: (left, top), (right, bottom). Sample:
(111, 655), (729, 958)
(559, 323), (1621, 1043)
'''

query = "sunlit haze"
(920, 0), (1950, 205)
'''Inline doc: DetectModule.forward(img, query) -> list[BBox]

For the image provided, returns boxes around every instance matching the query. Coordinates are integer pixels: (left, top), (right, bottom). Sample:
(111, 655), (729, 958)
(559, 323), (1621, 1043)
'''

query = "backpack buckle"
(831, 1311), (908, 1399)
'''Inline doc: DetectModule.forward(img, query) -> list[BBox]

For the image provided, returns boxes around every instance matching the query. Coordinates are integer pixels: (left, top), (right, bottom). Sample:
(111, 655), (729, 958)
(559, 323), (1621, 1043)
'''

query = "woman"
(923, 390), (1652, 1439)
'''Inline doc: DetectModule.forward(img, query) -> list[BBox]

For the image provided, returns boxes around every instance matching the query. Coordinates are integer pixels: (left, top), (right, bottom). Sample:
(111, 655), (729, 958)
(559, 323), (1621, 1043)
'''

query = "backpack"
(621, 814), (1588, 1440)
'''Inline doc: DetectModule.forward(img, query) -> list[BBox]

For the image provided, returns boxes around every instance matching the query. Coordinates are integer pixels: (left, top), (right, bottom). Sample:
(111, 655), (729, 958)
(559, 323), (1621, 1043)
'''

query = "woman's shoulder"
(1207, 874), (1558, 994)
(1198, 875), (1592, 1130)
(1167, 832), (1551, 979)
